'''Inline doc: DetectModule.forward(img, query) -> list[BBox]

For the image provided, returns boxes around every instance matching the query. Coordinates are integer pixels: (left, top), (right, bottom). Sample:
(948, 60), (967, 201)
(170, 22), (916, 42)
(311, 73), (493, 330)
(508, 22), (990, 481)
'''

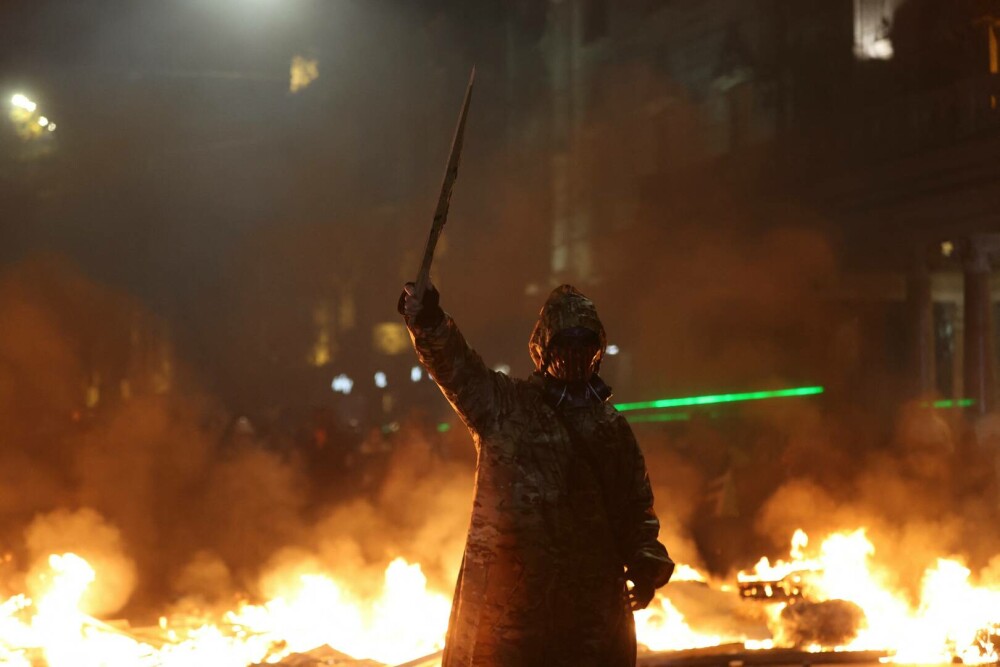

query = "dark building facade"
(503, 0), (1000, 415)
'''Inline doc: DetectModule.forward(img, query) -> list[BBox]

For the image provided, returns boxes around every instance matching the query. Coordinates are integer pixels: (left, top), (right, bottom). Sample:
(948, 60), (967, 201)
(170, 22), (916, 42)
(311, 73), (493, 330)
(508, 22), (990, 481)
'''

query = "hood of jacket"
(528, 284), (607, 373)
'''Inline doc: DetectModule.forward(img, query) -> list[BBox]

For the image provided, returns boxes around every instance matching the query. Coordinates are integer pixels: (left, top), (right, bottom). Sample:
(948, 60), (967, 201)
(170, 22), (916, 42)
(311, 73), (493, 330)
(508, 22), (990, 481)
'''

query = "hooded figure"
(399, 283), (674, 667)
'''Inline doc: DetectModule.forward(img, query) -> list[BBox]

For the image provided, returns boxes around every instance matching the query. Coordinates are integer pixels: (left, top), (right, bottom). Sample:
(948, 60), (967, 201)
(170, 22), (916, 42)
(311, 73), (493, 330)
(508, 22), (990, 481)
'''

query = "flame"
(0, 553), (450, 666)
(1, 531), (999, 665)
(635, 597), (724, 651)
(671, 563), (708, 583)
(737, 529), (1000, 664)
(737, 529), (819, 583)
(230, 557), (450, 664)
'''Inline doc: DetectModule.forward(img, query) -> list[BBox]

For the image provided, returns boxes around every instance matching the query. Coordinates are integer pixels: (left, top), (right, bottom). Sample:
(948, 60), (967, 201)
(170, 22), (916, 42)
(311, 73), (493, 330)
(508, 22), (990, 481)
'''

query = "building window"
(853, 0), (899, 60)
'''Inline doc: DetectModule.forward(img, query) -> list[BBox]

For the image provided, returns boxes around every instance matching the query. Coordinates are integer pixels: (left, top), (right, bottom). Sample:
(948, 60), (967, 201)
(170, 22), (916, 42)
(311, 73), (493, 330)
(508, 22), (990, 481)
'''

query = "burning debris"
(734, 529), (1000, 663)
(0, 551), (450, 666)
(777, 600), (865, 648)
(6, 525), (995, 666)
(251, 644), (382, 666)
(738, 574), (808, 602)
(974, 625), (1000, 663)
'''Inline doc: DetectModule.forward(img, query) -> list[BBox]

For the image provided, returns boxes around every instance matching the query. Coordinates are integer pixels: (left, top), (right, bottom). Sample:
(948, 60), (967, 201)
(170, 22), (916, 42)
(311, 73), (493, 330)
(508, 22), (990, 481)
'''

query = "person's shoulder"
(489, 373), (534, 407)
(508, 375), (538, 396)
(506, 375), (555, 411)
(603, 404), (637, 438)
(603, 401), (625, 421)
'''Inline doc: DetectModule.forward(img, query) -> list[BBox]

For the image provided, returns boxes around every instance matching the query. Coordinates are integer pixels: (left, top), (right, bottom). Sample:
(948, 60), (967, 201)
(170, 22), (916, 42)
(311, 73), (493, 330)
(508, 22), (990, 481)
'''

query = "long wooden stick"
(414, 67), (476, 300)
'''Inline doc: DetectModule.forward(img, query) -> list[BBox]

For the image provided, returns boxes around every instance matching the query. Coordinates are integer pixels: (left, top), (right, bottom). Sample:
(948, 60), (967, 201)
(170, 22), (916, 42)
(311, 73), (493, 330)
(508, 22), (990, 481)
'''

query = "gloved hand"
(628, 577), (656, 611)
(397, 282), (444, 328)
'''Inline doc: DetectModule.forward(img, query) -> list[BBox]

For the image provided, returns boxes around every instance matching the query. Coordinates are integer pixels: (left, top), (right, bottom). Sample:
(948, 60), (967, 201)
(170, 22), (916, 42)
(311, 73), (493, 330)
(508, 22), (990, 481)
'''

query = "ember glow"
(1, 529), (998, 665)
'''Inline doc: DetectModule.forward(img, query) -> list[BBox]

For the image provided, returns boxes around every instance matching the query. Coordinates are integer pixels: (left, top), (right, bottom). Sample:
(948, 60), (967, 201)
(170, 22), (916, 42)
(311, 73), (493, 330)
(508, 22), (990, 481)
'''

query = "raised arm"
(398, 283), (508, 436)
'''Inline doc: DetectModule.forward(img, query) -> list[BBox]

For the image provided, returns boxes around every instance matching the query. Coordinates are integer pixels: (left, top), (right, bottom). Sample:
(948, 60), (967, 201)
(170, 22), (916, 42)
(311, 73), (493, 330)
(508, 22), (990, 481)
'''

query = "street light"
(11, 93), (37, 112)
(8, 93), (57, 136)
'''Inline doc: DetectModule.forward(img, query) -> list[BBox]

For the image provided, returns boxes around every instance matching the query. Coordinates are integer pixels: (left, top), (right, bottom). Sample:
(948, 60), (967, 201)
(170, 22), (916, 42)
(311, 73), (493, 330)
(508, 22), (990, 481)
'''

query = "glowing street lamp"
(8, 93), (57, 137)
(331, 374), (354, 395)
(11, 93), (37, 112)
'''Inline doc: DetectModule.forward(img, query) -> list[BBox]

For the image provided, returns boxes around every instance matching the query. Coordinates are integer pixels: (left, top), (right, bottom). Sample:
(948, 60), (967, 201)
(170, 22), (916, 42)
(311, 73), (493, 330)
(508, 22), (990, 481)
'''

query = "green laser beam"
(928, 398), (976, 409)
(437, 389), (966, 429)
(626, 412), (692, 424)
(614, 386), (825, 413)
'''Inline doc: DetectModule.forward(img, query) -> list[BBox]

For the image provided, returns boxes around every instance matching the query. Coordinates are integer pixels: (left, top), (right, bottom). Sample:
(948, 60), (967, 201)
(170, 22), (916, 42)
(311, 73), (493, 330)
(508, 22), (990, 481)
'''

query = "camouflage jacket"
(406, 286), (673, 667)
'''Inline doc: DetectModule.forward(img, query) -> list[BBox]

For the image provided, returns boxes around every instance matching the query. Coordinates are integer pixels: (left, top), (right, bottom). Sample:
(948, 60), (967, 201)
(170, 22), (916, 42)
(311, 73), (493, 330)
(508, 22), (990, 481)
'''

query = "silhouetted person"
(399, 282), (674, 667)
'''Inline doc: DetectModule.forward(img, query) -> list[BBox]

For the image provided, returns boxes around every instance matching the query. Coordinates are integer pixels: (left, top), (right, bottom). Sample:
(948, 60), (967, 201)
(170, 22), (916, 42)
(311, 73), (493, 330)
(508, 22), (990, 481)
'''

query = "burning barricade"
(733, 529), (1000, 664)
(1, 527), (999, 666)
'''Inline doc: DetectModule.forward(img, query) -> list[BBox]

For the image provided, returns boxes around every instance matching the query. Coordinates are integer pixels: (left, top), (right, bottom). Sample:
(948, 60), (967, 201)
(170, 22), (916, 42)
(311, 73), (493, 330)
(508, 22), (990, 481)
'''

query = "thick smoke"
(0, 257), (478, 618)
(510, 58), (1000, 587)
(755, 400), (1000, 593)
(2, 16), (999, 644)
(25, 508), (136, 617)
(258, 424), (475, 602)
(0, 246), (832, 624)
(2, 199), (998, 646)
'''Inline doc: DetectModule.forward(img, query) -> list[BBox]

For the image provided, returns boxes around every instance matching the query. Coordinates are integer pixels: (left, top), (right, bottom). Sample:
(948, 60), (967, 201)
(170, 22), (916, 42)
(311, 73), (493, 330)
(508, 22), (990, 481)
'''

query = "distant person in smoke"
(399, 282), (674, 667)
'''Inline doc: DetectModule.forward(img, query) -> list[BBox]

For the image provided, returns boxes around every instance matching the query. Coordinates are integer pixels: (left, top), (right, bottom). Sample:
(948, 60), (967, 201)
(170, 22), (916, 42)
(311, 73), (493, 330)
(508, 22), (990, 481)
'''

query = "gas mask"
(544, 327), (602, 383)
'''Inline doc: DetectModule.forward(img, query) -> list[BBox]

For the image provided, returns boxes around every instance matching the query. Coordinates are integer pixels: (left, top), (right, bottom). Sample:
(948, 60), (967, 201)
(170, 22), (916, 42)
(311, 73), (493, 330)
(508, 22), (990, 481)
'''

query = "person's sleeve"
(614, 415), (675, 589)
(407, 313), (510, 437)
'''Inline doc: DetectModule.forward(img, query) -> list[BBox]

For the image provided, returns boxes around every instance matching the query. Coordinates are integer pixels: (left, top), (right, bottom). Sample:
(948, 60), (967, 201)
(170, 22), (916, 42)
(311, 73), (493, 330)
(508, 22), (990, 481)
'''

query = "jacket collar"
(530, 371), (613, 408)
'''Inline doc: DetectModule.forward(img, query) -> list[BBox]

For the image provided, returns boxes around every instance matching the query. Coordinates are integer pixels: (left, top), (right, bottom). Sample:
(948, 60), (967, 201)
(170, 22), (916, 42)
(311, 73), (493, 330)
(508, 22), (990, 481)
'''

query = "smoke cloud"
(1, 32), (998, 651)
(25, 508), (136, 617)
(755, 401), (1000, 593)
(0, 256), (481, 619)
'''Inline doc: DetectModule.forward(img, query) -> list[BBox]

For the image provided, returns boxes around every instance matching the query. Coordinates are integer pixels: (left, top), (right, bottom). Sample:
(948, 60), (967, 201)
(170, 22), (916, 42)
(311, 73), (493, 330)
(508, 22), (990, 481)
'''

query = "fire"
(0, 553), (450, 666)
(1, 554), (155, 667)
(229, 557), (450, 664)
(737, 529), (819, 583)
(1, 530), (998, 665)
(634, 562), (773, 652)
(737, 528), (1000, 664)
(634, 597), (724, 651)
